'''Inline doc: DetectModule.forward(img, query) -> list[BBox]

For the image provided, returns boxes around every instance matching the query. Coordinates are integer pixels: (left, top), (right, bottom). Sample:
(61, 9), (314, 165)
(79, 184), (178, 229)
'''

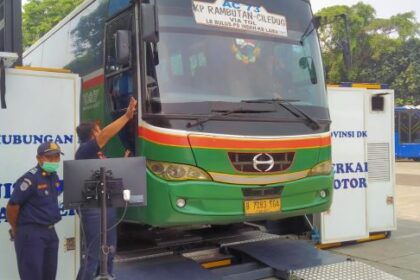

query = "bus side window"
(109, 73), (132, 111)
(145, 43), (162, 114)
(107, 73), (136, 153)
(411, 112), (420, 143)
(400, 112), (409, 143)
(104, 9), (137, 154)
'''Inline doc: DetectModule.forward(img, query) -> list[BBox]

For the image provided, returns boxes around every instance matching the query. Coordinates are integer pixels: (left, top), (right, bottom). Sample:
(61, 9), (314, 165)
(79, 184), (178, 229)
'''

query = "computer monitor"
(63, 157), (147, 209)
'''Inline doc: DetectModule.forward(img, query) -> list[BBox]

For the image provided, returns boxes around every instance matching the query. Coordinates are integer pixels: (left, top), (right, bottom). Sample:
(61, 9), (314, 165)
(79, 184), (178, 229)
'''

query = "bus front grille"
(228, 152), (294, 173)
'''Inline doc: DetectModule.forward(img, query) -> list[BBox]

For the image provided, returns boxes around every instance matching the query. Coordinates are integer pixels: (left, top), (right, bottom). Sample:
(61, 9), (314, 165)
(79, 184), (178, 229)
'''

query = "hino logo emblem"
(253, 153), (275, 172)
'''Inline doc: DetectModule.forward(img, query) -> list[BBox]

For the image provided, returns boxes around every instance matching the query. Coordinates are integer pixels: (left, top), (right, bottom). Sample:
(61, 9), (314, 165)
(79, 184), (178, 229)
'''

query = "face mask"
(41, 162), (60, 173)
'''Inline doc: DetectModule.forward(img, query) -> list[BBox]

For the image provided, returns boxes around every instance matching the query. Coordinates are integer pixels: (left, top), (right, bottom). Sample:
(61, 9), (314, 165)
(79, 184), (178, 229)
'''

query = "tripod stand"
(64, 157), (147, 279)
(94, 167), (116, 280)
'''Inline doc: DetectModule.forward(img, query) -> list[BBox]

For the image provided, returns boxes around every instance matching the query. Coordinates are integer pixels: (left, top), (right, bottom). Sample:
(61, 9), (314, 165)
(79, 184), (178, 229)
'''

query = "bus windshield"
(147, 0), (327, 116)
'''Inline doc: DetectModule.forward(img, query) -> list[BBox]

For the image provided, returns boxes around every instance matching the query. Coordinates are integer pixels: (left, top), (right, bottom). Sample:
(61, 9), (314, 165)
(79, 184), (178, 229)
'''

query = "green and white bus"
(24, 0), (333, 227)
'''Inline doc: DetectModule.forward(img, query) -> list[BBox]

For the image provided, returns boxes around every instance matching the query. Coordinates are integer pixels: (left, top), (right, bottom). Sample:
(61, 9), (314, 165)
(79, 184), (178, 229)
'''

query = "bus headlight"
(176, 198), (186, 208)
(309, 160), (332, 176)
(146, 160), (212, 181)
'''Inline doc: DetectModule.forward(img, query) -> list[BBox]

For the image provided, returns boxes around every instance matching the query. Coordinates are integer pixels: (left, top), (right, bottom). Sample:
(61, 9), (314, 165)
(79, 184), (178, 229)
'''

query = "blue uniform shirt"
(9, 166), (62, 226)
(75, 139), (103, 160)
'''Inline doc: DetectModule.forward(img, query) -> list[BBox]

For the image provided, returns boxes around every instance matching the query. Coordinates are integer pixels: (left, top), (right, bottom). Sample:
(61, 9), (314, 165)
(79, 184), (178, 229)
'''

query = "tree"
(389, 39), (420, 105)
(22, 0), (84, 48)
(316, 4), (420, 104)
(66, 1), (108, 75)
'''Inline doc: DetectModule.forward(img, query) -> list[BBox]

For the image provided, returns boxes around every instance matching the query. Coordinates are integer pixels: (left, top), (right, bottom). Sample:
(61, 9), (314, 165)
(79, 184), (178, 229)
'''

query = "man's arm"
(6, 203), (20, 238)
(96, 97), (137, 148)
(7, 175), (34, 238)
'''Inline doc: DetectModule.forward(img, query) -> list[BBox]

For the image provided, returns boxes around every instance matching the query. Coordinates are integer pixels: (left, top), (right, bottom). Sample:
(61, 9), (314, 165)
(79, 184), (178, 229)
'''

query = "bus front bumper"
(123, 171), (333, 227)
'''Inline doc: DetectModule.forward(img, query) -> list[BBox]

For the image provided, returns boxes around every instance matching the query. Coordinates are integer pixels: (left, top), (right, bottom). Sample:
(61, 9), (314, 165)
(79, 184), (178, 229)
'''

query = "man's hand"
(6, 203), (19, 241)
(124, 149), (132, 158)
(125, 97), (138, 120)
(9, 228), (15, 241)
(97, 96), (138, 149)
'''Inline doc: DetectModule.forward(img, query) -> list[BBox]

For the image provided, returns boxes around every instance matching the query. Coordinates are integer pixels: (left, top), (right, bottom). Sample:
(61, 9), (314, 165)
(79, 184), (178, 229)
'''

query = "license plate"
(244, 198), (281, 215)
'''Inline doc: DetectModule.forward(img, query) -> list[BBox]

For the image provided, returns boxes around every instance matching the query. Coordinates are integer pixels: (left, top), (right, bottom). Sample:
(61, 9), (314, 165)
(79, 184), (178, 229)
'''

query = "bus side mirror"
(299, 57), (309, 69)
(141, 3), (159, 43)
(299, 57), (318, 84)
(115, 30), (132, 65)
(313, 16), (321, 29)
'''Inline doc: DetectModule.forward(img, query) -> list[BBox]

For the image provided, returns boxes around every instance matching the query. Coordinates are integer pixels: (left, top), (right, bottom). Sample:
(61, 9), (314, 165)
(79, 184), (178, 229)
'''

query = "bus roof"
(395, 106), (420, 111)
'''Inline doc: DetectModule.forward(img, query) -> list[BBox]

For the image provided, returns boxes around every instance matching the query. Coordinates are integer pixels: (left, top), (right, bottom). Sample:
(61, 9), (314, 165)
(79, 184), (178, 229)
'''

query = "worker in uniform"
(76, 96), (137, 280)
(6, 141), (64, 280)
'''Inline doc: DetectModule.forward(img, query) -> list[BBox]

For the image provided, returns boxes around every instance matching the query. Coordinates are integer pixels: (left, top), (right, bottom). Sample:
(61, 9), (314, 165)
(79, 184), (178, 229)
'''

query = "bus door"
(104, 7), (138, 155)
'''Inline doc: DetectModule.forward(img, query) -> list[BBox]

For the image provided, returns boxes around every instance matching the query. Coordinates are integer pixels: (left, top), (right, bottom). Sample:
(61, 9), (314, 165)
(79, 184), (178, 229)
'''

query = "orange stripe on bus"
(320, 135), (332, 146)
(138, 126), (331, 149)
(83, 75), (104, 90)
(138, 126), (190, 147)
(189, 135), (330, 149)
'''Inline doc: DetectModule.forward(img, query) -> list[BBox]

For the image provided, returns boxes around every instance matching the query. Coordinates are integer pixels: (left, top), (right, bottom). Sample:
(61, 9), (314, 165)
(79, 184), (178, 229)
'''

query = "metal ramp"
(228, 239), (347, 273)
(114, 230), (401, 280)
(292, 261), (401, 280)
(218, 238), (401, 280)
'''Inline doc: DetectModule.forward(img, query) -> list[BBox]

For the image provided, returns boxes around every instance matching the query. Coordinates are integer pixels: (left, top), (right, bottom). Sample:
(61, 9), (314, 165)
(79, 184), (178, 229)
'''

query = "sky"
(311, 0), (420, 21)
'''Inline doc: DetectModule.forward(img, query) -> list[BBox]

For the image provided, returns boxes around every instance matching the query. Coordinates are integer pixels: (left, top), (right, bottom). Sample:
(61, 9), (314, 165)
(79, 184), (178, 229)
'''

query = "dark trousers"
(77, 208), (117, 280)
(14, 224), (59, 280)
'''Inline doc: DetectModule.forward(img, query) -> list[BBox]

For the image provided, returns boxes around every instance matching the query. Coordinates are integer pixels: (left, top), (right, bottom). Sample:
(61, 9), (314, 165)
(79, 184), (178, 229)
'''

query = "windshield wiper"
(242, 98), (300, 103)
(186, 108), (275, 128)
(242, 98), (321, 130)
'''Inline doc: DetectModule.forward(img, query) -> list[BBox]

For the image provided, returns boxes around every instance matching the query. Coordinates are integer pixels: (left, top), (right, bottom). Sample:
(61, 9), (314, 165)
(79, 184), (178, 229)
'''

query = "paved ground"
(329, 161), (420, 280)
